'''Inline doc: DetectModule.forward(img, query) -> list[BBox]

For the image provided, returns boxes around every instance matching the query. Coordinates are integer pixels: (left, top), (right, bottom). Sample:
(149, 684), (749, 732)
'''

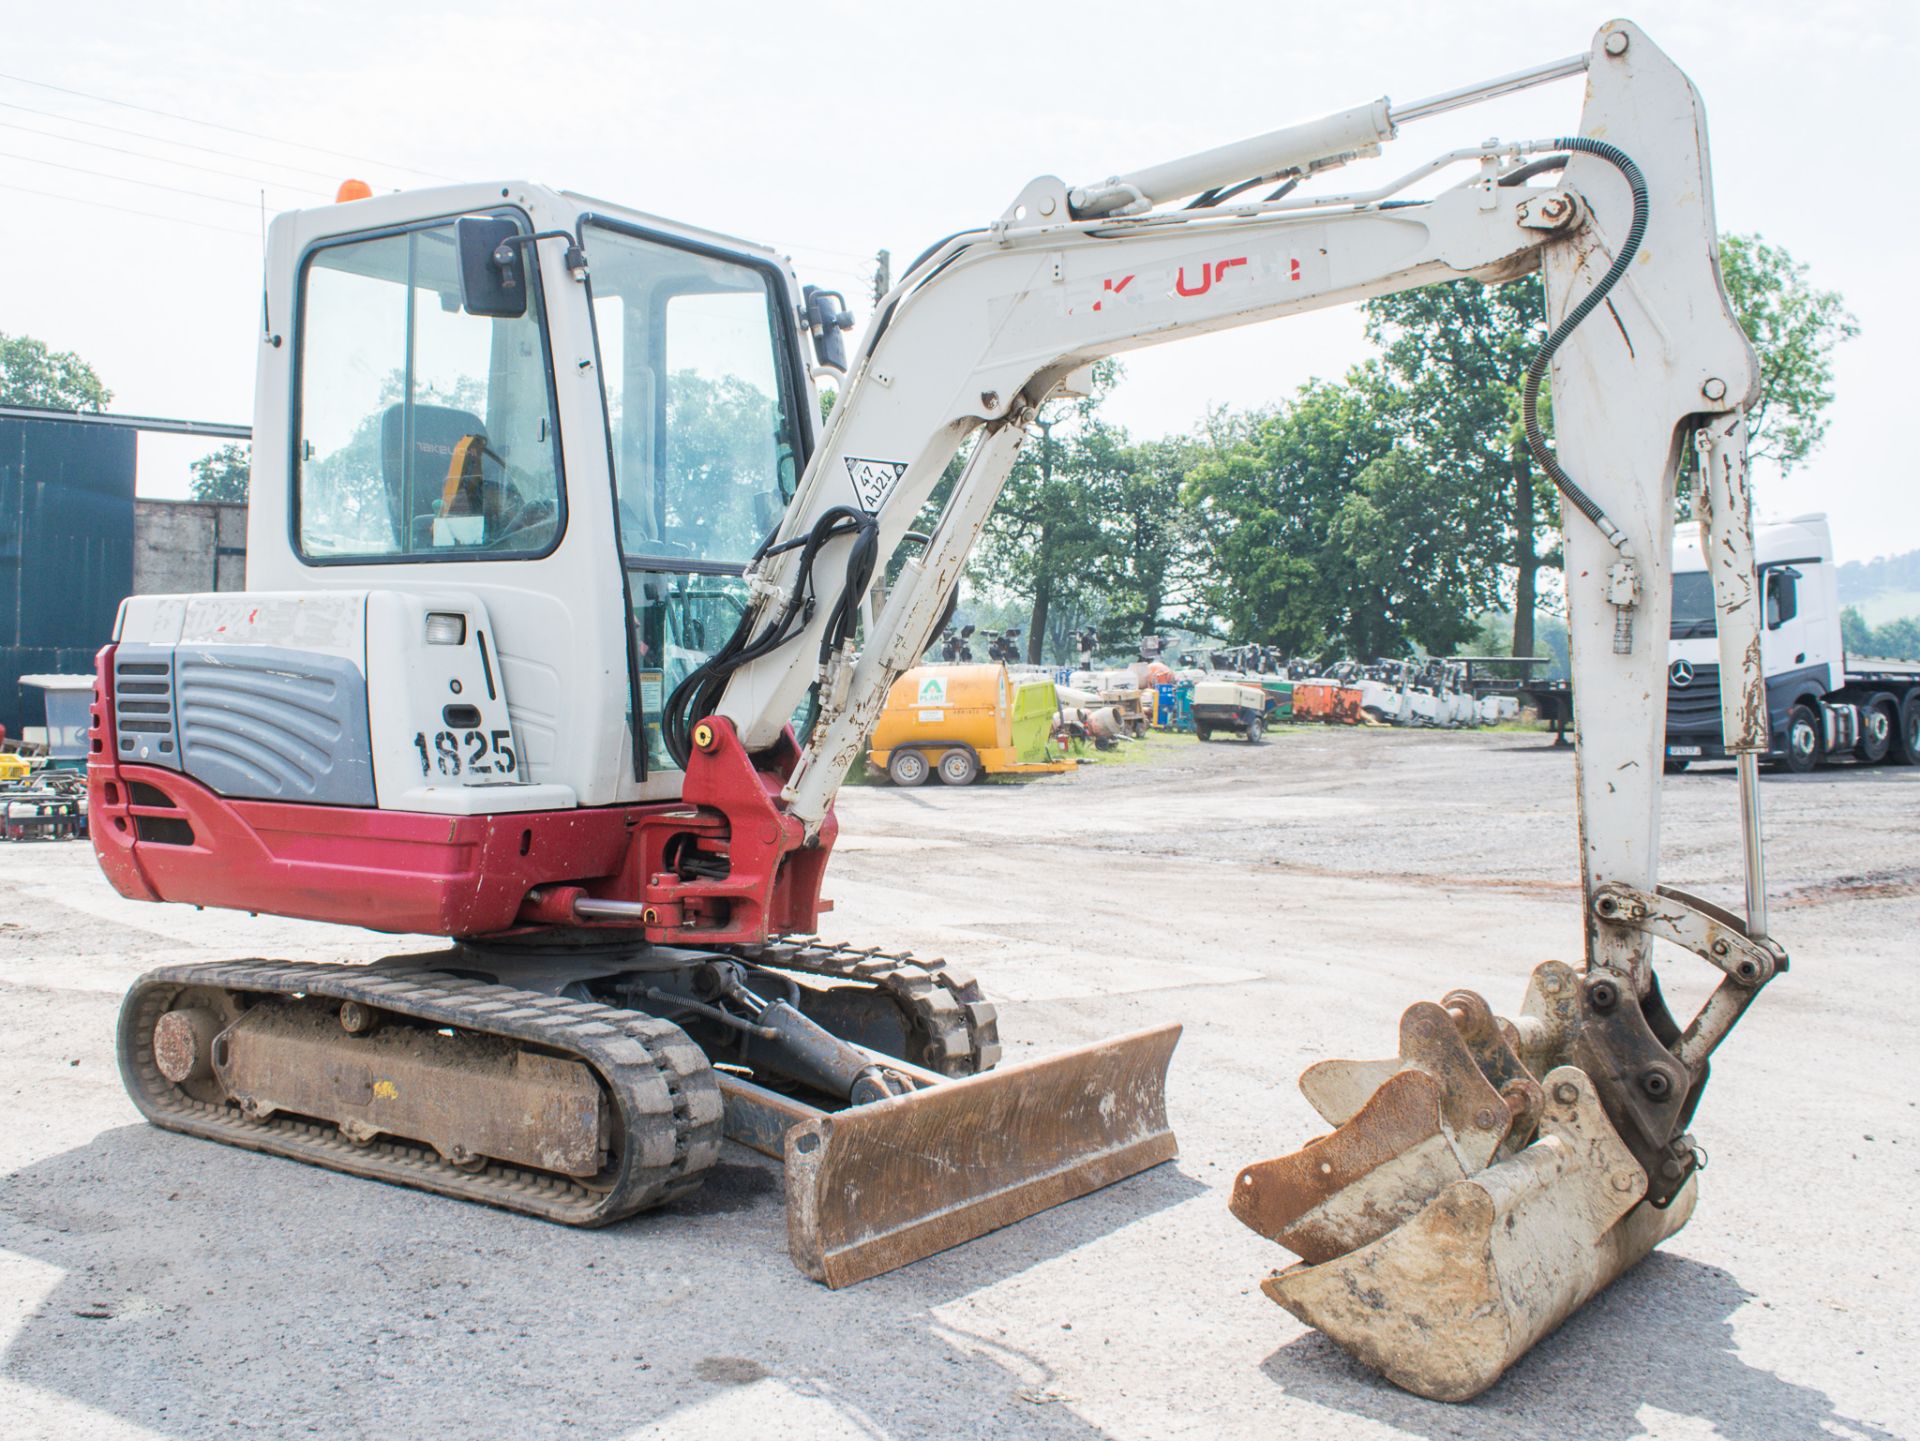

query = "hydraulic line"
(663, 505), (878, 768)
(1520, 137), (1648, 553)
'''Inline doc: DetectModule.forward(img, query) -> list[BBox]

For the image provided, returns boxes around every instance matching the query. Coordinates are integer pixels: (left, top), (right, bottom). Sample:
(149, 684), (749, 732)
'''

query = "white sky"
(3, 1), (1914, 561)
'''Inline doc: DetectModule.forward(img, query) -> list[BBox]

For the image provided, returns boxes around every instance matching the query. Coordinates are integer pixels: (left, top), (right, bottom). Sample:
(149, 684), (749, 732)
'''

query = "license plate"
(1667, 745), (1703, 758)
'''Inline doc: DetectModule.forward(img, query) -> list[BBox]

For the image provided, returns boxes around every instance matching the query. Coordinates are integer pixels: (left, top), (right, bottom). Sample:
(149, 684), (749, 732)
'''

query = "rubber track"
(747, 938), (1002, 1076)
(117, 961), (725, 1225)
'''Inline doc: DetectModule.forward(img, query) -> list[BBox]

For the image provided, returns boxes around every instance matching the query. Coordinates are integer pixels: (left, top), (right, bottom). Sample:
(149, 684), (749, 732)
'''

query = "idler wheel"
(153, 1008), (224, 1085)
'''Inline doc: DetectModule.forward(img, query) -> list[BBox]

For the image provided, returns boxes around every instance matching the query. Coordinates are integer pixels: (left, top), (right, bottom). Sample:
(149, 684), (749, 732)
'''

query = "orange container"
(1290, 681), (1365, 725)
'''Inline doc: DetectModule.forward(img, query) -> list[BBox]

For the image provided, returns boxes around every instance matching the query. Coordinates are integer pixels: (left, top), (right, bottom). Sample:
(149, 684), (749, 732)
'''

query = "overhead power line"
(0, 117), (328, 197)
(0, 70), (452, 180)
(783, 241), (875, 264)
(0, 179), (256, 238)
(0, 148), (270, 208)
(0, 98), (348, 181)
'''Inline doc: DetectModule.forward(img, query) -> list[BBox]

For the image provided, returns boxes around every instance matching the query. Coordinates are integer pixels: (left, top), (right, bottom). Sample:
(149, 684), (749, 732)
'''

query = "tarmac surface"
(2, 726), (1914, 1440)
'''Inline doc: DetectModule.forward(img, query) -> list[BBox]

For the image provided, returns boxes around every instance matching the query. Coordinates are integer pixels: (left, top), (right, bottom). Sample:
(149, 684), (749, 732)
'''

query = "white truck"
(1666, 513), (1920, 772)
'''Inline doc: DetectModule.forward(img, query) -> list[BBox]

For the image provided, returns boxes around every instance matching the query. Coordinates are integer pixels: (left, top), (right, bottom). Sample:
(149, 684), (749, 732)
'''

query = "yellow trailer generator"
(869, 664), (1076, 786)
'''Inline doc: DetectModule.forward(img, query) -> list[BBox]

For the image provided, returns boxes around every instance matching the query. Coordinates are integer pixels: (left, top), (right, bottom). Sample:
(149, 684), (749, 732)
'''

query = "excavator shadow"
(0, 1124), (1201, 1440)
(1257, 1252), (1899, 1441)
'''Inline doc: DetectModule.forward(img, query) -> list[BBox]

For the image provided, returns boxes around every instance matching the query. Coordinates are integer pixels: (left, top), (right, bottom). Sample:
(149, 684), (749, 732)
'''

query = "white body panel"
(1192, 681), (1264, 710)
(237, 183), (818, 811)
(115, 589), (567, 813)
(1357, 678), (1410, 723)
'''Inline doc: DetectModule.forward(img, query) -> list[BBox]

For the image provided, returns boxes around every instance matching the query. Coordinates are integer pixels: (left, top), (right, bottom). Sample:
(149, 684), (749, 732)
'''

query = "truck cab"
(1667, 514), (1920, 771)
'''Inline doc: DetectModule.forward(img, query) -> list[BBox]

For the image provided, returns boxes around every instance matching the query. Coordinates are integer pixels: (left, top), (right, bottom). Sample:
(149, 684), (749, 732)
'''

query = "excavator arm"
(662, 18), (1785, 1398)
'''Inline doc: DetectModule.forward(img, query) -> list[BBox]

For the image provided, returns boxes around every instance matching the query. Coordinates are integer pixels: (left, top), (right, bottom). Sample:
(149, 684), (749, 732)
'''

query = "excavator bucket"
(1233, 976), (1695, 1401)
(721, 1023), (1180, 1286)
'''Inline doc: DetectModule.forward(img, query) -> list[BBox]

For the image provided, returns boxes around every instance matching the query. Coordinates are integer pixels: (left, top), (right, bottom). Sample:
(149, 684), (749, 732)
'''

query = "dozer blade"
(1249, 1065), (1694, 1403)
(725, 1022), (1180, 1287)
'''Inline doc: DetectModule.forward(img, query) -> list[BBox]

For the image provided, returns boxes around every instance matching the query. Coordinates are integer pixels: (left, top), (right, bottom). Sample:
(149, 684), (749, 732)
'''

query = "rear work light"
(424, 613), (467, 646)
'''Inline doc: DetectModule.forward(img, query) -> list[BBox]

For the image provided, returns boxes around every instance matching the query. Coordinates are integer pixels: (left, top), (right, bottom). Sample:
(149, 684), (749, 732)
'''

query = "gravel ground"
(2, 727), (1914, 1440)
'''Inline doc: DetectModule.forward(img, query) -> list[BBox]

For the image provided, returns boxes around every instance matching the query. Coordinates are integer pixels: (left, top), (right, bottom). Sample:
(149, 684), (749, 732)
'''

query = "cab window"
(628, 569), (749, 772)
(1670, 570), (1717, 640)
(581, 223), (800, 566)
(295, 216), (564, 560)
(1766, 567), (1800, 629)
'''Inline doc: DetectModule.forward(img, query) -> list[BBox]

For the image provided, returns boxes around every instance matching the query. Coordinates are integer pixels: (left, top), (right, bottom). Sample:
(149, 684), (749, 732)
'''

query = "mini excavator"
(89, 19), (1783, 1397)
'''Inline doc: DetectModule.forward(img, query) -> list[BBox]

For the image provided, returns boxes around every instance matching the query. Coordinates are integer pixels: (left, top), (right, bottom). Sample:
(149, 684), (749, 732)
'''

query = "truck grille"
(1667, 662), (1723, 734)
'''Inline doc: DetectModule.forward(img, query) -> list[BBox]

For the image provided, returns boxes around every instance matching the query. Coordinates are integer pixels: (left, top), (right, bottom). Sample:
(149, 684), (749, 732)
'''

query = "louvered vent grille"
(173, 648), (375, 806)
(112, 647), (180, 766)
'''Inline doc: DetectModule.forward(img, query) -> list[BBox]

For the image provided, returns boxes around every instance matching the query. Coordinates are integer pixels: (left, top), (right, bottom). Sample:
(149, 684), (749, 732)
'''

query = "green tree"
(1089, 431), (1211, 637)
(1842, 606), (1920, 661)
(1185, 378), (1373, 653)
(1362, 275), (1553, 659)
(970, 364), (1119, 665)
(1186, 366), (1508, 658)
(0, 332), (111, 411)
(1718, 233), (1859, 469)
(1356, 232), (1855, 662)
(189, 443), (251, 503)
(1326, 444), (1507, 655)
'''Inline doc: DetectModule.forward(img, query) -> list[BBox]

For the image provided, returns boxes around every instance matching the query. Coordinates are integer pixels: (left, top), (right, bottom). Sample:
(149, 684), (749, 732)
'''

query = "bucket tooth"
(781, 1023), (1180, 1287)
(1259, 1066), (1695, 1403)
(1231, 1068), (1466, 1263)
(1299, 1055), (1401, 1127)
(1301, 1000), (1515, 1171)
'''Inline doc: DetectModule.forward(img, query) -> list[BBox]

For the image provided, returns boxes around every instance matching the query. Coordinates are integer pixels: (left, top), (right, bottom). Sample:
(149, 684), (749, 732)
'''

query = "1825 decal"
(413, 728), (517, 778)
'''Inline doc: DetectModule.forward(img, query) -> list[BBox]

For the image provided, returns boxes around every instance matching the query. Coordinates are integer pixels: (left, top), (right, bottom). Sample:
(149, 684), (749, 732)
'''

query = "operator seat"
(378, 402), (486, 548)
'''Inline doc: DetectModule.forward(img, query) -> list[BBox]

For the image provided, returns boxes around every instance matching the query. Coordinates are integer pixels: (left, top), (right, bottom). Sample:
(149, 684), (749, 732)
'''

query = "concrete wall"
(133, 499), (246, 595)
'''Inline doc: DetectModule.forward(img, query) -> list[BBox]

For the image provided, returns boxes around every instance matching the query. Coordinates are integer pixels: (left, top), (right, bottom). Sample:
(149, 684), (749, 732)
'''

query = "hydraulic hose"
(1520, 136), (1648, 552)
(661, 506), (878, 770)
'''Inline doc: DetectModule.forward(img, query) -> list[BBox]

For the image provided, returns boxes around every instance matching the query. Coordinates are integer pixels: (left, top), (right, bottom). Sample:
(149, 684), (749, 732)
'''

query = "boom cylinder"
(1067, 49), (1590, 218)
(1069, 100), (1395, 217)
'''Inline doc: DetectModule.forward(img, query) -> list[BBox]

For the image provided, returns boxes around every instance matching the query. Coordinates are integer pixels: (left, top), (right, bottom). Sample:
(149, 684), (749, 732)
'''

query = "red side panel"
(88, 646), (159, 903)
(87, 645), (838, 944)
(94, 765), (634, 934)
(630, 716), (837, 946)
